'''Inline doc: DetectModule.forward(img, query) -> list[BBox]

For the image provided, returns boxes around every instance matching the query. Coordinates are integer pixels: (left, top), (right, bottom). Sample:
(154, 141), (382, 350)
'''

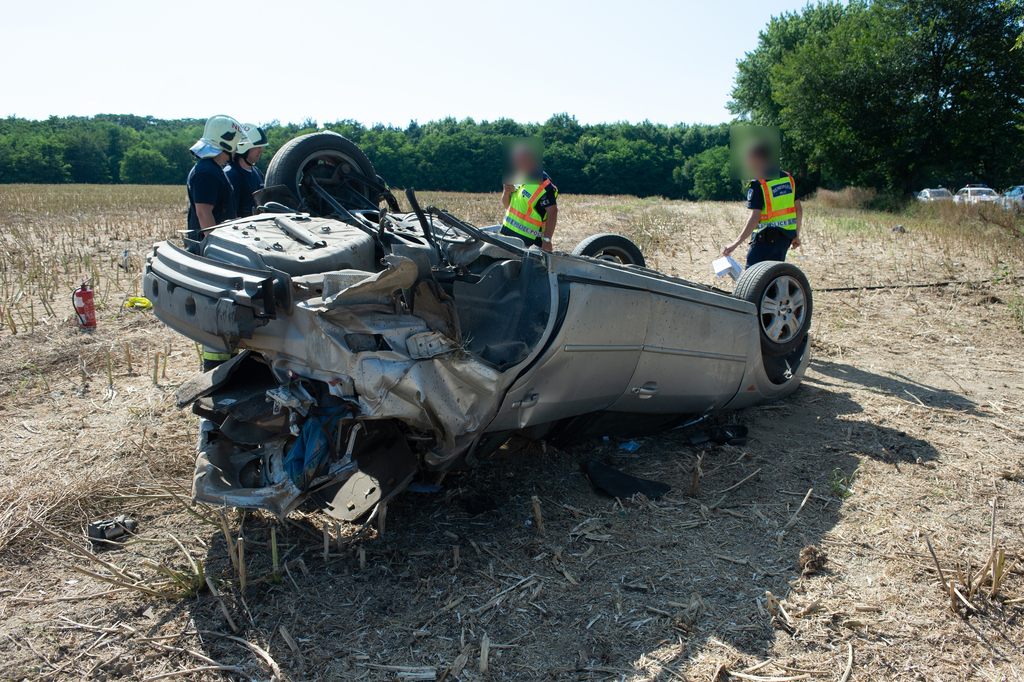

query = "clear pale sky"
(1, 0), (814, 127)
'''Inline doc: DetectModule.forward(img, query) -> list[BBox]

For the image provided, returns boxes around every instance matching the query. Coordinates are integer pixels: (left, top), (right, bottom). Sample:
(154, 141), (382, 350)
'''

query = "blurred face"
(246, 147), (263, 165)
(746, 149), (770, 178)
(512, 146), (538, 175)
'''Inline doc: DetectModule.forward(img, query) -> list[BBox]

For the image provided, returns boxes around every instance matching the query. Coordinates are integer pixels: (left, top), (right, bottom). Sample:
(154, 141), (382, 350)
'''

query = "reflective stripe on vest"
(757, 174), (797, 233)
(503, 179), (555, 240)
(202, 348), (235, 361)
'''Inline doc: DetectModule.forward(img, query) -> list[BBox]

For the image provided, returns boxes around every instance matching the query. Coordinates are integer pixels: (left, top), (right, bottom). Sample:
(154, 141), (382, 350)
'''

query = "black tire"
(733, 261), (813, 357)
(265, 132), (378, 213)
(572, 233), (646, 267)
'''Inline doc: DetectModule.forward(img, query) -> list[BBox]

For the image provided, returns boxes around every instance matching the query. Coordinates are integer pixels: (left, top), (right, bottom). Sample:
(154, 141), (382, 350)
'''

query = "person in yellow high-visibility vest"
(722, 142), (802, 267)
(500, 143), (558, 252)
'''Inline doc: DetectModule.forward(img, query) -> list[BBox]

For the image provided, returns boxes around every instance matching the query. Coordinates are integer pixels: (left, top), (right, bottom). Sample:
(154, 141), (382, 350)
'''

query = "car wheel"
(572, 234), (646, 267)
(734, 261), (813, 357)
(265, 132), (379, 214)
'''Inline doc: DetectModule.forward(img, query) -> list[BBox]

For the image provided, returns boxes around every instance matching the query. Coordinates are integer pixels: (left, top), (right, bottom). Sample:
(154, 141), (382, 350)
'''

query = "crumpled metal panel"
(353, 352), (502, 464)
(175, 350), (252, 409)
(406, 330), (459, 359)
(192, 434), (310, 518)
(230, 260), (510, 468)
(192, 427), (359, 518)
(311, 425), (419, 521)
(323, 256), (417, 307)
(304, 303), (502, 465)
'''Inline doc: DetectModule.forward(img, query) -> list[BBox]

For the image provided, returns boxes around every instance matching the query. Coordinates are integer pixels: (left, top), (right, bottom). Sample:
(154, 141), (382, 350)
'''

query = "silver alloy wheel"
(759, 275), (806, 344)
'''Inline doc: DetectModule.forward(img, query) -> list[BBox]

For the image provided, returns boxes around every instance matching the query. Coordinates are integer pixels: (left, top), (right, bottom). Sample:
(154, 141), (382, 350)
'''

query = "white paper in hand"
(712, 256), (743, 281)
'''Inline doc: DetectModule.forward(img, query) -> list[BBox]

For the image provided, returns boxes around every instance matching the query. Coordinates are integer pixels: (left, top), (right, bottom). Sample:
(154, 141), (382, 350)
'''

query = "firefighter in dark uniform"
(186, 115), (248, 243)
(500, 142), (558, 251)
(185, 115), (249, 371)
(225, 123), (269, 218)
(722, 142), (802, 266)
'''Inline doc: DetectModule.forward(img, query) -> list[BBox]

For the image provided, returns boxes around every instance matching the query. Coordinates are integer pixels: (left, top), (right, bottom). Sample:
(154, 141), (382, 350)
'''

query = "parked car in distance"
(999, 185), (1024, 212)
(916, 188), (953, 202)
(954, 185), (999, 205)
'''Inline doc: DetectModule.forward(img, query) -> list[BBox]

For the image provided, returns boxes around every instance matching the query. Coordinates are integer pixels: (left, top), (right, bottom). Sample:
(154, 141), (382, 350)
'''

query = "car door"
(490, 281), (650, 430)
(609, 291), (751, 414)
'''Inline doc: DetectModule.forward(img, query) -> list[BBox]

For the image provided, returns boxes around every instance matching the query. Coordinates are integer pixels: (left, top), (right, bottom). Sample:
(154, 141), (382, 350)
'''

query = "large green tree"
(729, 2), (850, 127)
(734, 0), (1024, 192)
(676, 146), (740, 201)
(119, 147), (173, 184)
(0, 135), (70, 183)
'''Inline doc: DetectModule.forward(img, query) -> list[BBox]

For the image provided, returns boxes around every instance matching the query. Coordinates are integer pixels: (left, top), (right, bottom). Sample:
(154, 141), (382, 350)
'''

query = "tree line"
(0, 113), (732, 200)
(2, 0), (1021, 201)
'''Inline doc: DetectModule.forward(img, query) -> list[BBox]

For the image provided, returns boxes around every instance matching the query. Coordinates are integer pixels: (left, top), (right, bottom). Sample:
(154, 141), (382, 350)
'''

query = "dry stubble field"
(0, 185), (1023, 681)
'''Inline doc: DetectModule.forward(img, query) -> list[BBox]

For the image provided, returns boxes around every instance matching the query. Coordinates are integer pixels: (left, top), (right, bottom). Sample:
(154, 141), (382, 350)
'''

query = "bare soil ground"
(1, 185), (1023, 681)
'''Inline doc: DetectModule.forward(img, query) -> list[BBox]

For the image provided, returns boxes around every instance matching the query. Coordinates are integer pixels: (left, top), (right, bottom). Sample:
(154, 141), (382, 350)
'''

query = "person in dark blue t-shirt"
(186, 115), (250, 242)
(186, 160), (235, 240)
(225, 124), (269, 218)
(184, 116), (250, 372)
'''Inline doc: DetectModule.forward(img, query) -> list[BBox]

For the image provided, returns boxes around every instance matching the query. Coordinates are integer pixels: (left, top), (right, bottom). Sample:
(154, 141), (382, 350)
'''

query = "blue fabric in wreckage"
(284, 407), (352, 489)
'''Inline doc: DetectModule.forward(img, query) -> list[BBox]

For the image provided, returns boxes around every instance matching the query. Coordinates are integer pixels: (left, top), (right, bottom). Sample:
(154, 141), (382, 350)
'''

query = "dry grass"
(813, 187), (880, 211)
(1, 185), (1023, 681)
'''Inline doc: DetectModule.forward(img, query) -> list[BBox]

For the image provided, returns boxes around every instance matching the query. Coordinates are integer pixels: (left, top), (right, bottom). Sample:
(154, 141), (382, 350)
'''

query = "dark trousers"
(746, 229), (792, 267)
(203, 358), (226, 373)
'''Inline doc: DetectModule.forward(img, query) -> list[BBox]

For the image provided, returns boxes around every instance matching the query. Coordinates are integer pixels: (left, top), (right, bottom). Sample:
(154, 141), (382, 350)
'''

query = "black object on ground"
(688, 425), (748, 447)
(87, 515), (138, 546)
(584, 460), (671, 500)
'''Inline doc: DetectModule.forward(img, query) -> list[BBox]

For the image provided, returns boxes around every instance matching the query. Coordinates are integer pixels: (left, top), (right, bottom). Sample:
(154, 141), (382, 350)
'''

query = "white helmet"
(199, 114), (250, 153)
(236, 124), (269, 154)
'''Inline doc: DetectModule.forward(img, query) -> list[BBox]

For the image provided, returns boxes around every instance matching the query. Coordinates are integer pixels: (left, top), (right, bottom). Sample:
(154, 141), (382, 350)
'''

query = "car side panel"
(608, 292), (751, 414)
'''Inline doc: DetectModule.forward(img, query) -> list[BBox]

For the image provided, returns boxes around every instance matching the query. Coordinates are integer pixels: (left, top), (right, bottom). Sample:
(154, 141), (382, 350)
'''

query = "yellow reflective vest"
(503, 178), (557, 240)
(756, 173), (797, 234)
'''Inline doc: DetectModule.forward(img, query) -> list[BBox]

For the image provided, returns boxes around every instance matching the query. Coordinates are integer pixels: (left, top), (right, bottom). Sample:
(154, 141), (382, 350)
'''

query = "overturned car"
(144, 132), (812, 520)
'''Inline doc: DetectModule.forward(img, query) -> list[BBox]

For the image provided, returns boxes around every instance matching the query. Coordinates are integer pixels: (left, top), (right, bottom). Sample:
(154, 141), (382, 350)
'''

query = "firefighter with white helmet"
(185, 115), (249, 371)
(225, 123), (269, 218)
(185, 115), (249, 244)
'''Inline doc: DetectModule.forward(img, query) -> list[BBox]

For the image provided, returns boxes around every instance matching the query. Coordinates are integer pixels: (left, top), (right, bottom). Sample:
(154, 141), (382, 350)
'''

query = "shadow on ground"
(809, 359), (978, 414)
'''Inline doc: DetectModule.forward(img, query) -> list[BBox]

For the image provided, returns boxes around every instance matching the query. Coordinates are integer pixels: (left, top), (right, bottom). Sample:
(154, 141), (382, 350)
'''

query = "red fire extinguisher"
(72, 279), (96, 328)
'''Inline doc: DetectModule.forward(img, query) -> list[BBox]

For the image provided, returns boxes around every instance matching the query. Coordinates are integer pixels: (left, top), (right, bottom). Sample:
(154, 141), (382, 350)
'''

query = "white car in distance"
(954, 185), (999, 205)
(999, 185), (1023, 212)
(916, 188), (953, 202)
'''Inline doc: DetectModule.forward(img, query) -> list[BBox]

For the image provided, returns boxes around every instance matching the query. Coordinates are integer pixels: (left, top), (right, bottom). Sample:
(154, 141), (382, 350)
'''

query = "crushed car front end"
(146, 207), (560, 519)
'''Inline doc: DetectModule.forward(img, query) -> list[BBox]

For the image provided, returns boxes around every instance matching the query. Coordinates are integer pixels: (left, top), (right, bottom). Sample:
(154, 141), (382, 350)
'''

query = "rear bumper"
(143, 241), (285, 350)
